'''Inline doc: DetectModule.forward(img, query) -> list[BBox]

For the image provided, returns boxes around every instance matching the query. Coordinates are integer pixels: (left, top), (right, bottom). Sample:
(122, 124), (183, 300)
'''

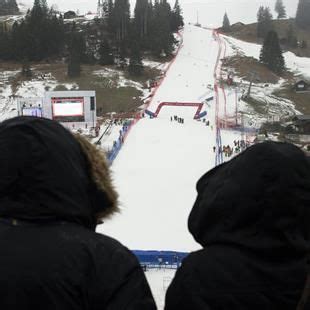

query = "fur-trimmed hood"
(0, 116), (118, 230)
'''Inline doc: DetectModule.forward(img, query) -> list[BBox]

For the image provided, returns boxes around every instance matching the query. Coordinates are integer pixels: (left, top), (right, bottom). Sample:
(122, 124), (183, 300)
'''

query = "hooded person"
(0, 116), (156, 310)
(165, 142), (310, 310)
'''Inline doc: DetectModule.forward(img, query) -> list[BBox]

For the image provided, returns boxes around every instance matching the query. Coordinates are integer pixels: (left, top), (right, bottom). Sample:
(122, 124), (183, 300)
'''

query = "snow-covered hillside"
(224, 35), (310, 79)
(20, 0), (299, 26)
(0, 70), (77, 122)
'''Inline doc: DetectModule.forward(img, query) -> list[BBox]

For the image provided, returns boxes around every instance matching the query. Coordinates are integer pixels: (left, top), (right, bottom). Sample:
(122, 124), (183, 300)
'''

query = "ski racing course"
(97, 25), (242, 308)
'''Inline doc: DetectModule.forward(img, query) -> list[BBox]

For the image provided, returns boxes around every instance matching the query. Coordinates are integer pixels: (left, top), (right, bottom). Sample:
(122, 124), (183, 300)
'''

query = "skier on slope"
(165, 142), (310, 310)
(0, 116), (156, 310)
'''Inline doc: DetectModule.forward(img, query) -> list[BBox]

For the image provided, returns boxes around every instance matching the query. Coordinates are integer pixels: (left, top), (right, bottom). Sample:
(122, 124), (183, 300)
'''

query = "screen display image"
(51, 97), (85, 122)
(22, 107), (43, 117)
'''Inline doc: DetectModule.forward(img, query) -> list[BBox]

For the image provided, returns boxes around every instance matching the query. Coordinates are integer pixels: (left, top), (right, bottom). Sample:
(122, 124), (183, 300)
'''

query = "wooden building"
(295, 80), (309, 92)
(292, 115), (310, 134)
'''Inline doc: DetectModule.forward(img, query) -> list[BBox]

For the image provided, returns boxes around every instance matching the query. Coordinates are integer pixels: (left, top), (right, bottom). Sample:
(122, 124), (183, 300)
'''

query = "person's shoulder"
(181, 248), (214, 269)
(61, 224), (137, 263)
(177, 248), (235, 288)
(92, 231), (139, 264)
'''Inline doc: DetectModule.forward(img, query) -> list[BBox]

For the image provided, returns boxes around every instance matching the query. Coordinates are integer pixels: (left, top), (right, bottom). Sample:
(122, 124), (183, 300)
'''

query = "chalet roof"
(295, 80), (308, 84)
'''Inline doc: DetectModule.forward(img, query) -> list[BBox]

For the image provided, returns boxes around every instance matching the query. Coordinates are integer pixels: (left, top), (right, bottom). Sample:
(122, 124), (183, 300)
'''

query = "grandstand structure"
(17, 97), (44, 118)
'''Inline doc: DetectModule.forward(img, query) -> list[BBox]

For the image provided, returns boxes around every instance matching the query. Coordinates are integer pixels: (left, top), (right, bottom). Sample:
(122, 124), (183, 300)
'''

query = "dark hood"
(189, 142), (310, 255)
(0, 116), (108, 229)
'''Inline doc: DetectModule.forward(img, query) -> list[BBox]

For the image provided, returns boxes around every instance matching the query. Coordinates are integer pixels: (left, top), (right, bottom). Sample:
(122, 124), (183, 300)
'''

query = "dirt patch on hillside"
(223, 19), (310, 57)
(222, 55), (285, 84)
(273, 83), (310, 114)
(0, 62), (161, 115)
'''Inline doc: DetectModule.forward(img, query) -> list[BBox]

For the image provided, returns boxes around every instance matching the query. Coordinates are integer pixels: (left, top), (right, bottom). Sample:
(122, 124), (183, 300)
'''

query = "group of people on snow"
(0, 116), (309, 310)
(213, 139), (250, 158)
(203, 118), (210, 126)
(171, 115), (185, 124)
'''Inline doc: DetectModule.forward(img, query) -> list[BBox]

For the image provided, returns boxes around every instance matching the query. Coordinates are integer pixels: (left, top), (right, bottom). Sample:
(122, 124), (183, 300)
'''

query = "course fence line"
(144, 30), (184, 112)
(95, 120), (113, 145)
(213, 30), (224, 166)
(106, 31), (185, 166)
(150, 102), (204, 119)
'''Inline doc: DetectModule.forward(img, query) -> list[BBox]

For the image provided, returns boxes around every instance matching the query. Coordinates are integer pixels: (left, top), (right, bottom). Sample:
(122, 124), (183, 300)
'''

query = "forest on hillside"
(0, 0), (19, 16)
(0, 0), (184, 76)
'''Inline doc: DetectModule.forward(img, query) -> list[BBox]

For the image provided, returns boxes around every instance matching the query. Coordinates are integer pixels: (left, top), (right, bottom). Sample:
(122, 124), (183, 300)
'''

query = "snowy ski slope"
(148, 26), (216, 111)
(98, 25), (241, 252)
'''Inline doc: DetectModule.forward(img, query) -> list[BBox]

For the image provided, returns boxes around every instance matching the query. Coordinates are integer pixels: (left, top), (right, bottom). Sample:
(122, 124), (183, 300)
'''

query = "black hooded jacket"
(0, 117), (156, 310)
(165, 142), (310, 310)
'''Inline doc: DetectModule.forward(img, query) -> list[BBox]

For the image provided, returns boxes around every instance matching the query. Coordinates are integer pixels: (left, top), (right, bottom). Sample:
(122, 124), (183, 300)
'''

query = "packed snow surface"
(145, 269), (176, 309)
(99, 116), (214, 251)
(98, 25), (241, 252)
(148, 26), (216, 112)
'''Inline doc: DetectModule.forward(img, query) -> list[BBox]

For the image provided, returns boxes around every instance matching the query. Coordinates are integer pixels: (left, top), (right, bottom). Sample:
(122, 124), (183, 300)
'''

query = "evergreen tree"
(134, 0), (149, 38)
(107, 0), (114, 34)
(0, 0), (4, 15)
(7, 0), (65, 61)
(0, 26), (11, 59)
(101, 0), (109, 18)
(257, 6), (265, 37)
(99, 39), (114, 65)
(150, 0), (175, 56)
(170, 0), (184, 32)
(296, 0), (310, 29)
(0, 0), (19, 15)
(113, 0), (130, 42)
(222, 12), (231, 32)
(21, 59), (32, 78)
(275, 0), (286, 19)
(7, 0), (19, 14)
(260, 30), (285, 73)
(118, 41), (127, 68)
(257, 6), (273, 38)
(67, 27), (86, 77)
(128, 41), (144, 76)
(286, 23), (298, 48)
(0, 0), (184, 66)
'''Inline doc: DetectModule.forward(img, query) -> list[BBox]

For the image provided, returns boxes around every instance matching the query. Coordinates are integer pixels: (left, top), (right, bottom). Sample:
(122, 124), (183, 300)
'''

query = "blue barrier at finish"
(107, 120), (132, 165)
(107, 122), (190, 267)
(145, 110), (156, 118)
(197, 111), (207, 119)
(133, 250), (188, 268)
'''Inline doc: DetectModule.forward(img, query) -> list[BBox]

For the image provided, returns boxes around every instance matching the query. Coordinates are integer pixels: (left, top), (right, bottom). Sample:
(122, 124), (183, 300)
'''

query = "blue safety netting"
(133, 250), (188, 269)
(145, 110), (156, 118)
(107, 120), (132, 164)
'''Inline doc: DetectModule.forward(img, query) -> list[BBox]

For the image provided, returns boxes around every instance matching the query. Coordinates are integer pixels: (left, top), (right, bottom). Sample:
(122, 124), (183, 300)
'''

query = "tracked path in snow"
(98, 25), (240, 252)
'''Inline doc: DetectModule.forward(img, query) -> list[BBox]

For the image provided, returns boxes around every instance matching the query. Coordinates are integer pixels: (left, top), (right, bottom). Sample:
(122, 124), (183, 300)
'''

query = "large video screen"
(52, 97), (85, 122)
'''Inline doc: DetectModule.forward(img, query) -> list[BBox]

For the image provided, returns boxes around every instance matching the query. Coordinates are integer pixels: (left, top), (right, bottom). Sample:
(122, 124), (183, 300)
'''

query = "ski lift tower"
(195, 11), (201, 27)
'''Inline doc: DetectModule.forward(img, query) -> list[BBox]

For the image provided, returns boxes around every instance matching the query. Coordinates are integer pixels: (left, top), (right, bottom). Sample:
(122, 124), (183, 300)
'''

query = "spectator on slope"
(165, 142), (310, 310)
(0, 116), (156, 310)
